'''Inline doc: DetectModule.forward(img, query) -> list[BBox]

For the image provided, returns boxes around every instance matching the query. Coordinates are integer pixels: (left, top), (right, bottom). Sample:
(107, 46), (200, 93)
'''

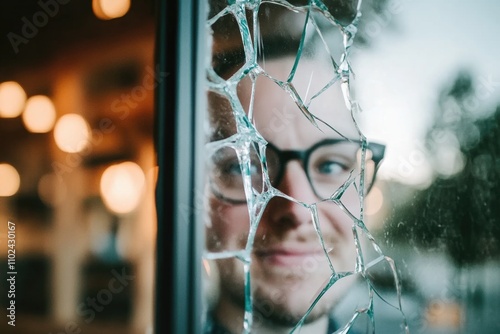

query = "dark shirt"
(203, 313), (341, 334)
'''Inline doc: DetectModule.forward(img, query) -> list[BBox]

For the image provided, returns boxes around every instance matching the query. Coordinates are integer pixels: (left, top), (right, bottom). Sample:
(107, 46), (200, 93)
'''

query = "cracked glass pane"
(203, 1), (408, 333)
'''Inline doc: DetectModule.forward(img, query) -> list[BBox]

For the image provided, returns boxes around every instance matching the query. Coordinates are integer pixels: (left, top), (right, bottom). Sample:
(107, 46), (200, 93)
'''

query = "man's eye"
(221, 160), (241, 176)
(220, 160), (260, 176)
(316, 160), (347, 175)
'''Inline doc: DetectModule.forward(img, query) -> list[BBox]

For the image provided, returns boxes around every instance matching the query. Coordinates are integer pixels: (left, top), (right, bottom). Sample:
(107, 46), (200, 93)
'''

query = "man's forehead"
(247, 59), (356, 136)
(208, 57), (357, 141)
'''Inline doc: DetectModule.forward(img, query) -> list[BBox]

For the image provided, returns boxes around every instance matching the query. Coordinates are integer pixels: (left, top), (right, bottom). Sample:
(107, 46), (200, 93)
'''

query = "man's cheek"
(209, 203), (250, 248)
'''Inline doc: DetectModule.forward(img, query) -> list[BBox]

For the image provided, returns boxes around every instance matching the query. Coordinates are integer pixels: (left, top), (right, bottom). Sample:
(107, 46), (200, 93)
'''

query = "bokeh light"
(92, 0), (130, 20)
(0, 164), (21, 197)
(54, 114), (90, 153)
(0, 81), (26, 118)
(22, 95), (57, 133)
(100, 161), (145, 215)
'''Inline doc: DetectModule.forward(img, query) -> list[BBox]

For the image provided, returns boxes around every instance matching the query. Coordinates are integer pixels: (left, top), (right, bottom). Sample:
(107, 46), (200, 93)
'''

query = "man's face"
(206, 57), (360, 326)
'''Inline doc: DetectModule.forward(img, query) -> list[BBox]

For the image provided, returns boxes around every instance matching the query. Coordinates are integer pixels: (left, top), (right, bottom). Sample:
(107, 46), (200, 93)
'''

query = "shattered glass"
(203, 1), (409, 333)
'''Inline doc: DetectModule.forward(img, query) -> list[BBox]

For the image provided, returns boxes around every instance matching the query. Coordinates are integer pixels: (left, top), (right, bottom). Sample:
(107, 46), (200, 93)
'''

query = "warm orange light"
(365, 185), (384, 216)
(100, 162), (145, 215)
(203, 259), (211, 277)
(0, 81), (26, 118)
(54, 114), (90, 153)
(92, 0), (130, 20)
(22, 95), (57, 133)
(0, 164), (20, 197)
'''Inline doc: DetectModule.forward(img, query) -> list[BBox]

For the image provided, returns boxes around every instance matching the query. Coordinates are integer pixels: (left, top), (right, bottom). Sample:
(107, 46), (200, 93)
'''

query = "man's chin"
(251, 286), (334, 327)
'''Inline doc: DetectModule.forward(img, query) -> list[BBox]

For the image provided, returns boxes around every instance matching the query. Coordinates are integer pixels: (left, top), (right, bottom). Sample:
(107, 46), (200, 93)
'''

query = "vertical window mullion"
(155, 0), (206, 333)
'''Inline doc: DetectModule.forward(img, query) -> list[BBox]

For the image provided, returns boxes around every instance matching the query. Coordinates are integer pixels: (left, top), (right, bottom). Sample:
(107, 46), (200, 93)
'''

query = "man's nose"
(276, 161), (317, 202)
(266, 161), (317, 227)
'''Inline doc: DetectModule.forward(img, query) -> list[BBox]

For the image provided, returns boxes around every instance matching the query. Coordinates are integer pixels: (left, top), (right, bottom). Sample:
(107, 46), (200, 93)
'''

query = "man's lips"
(254, 246), (330, 266)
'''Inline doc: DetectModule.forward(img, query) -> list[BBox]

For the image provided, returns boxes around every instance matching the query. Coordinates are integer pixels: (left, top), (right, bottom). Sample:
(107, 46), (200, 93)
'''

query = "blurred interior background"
(0, 1), (156, 333)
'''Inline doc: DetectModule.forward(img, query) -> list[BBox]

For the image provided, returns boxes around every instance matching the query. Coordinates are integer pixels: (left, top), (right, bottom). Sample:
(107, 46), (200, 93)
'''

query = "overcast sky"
(352, 0), (500, 186)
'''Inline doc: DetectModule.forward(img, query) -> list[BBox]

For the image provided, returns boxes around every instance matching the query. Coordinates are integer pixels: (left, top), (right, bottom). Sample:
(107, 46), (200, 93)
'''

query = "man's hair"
(210, 3), (304, 78)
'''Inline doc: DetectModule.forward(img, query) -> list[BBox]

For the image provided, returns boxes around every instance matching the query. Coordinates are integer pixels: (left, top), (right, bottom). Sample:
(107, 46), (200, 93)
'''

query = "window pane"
(202, 1), (500, 333)
(203, 1), (409, 333)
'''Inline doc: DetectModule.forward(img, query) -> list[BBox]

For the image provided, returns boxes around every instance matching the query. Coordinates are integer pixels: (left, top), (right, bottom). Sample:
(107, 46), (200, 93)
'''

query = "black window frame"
(155, 0), (206, 333)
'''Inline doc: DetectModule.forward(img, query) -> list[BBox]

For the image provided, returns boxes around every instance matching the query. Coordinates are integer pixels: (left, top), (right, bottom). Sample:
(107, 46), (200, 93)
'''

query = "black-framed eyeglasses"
(208, 138), (386, 204)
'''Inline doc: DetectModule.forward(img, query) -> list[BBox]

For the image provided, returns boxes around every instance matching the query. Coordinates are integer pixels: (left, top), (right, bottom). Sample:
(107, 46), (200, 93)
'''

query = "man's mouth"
(254, 246), (330, 266)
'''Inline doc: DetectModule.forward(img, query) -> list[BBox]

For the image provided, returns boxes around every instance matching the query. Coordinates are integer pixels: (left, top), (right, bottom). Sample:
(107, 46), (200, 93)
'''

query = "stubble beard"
(218, 257), (335, 328)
